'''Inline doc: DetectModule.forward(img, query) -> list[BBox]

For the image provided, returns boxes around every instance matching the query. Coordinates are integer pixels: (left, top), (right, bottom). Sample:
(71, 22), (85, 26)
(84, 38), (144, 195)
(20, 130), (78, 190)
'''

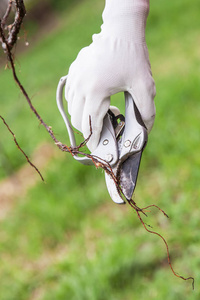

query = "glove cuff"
(99, 0), (149, 43)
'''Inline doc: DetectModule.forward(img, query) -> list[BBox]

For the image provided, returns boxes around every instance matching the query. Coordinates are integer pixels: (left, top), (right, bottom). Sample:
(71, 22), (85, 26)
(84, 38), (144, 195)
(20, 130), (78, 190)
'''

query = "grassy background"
(0, 0), (200, 299)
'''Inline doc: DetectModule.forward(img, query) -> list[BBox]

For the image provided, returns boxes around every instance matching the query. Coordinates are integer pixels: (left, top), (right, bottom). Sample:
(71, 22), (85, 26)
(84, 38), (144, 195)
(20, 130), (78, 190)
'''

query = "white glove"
(65, 0), (156, 152)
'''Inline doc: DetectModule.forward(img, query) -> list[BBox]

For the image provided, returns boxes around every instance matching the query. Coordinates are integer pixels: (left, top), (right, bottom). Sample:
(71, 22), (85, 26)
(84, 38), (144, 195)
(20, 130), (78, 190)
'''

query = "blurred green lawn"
(0, 0), (200, 299)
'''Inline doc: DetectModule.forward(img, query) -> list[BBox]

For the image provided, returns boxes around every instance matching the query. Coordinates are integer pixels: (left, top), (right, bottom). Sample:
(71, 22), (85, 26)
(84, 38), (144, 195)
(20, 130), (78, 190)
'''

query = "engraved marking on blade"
(132, 134), (142, 150)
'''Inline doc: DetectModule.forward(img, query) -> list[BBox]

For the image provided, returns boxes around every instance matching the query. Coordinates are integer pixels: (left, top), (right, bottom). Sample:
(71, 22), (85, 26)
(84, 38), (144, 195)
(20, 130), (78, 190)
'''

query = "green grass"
(0, 0), (200, 299)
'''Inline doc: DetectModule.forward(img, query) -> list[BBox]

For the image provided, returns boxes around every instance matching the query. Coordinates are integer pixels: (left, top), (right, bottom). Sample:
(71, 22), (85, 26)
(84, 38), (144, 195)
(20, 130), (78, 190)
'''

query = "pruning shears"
(56, 76), (148, 204)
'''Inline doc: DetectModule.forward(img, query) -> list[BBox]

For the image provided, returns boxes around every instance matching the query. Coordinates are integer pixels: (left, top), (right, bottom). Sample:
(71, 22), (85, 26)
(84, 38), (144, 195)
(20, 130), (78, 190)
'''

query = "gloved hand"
(65, 0), (156, 152)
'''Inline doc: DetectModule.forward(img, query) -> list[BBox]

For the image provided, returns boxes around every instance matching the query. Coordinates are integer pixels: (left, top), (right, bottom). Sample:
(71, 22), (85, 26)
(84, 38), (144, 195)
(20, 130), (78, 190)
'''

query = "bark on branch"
(0, 0), (26, 52)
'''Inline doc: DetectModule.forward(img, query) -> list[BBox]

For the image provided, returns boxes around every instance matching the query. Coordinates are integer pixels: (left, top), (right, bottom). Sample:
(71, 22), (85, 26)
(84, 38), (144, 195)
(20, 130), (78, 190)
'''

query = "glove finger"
(70, 94), (86, 132)
(129, 80), (156, 133)
(82, 95), (110, 152)
(65, 85), (75, 115)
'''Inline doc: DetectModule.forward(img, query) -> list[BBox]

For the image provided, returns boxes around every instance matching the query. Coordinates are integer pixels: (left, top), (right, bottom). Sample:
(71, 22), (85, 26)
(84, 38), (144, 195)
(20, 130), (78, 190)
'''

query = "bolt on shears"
(56, 76), (148, 204)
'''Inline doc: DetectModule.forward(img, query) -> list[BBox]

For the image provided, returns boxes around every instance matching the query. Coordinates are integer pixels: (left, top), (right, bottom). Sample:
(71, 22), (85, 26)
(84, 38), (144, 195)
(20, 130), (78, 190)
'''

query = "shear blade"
(105, 172), (125, 204)
(120, 151), (142, 201)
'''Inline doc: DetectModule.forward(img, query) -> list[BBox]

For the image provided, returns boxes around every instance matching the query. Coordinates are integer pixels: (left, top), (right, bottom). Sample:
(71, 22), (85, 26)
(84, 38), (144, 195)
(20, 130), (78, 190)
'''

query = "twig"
(0, 115), (44, 181)
(1, 0), (13, 28)
(1, 0), (26, 52)
(128, 199), (195, 289)
(141, 204), (169, 218)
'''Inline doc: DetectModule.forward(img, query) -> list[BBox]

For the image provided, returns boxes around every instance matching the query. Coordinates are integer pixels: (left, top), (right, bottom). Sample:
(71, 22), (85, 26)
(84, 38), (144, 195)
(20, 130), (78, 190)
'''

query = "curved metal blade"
(120, 151), (142, 200)
(105, 172), (125, 204)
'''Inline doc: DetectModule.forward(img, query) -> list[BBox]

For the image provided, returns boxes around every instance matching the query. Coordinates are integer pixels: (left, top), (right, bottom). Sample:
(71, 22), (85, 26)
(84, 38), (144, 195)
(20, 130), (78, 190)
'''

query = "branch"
(0, 115), (44, 181)
(129, 200), (194, 289)
(0, 0), (26, 52)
